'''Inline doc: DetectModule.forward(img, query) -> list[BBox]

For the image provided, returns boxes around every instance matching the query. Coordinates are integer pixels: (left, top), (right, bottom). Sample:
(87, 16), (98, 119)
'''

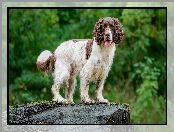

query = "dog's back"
(54, 39), (90, 74)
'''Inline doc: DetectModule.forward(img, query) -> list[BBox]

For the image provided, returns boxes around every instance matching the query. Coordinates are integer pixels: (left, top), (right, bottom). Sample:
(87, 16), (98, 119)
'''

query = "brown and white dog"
(37, 17), (124, 104)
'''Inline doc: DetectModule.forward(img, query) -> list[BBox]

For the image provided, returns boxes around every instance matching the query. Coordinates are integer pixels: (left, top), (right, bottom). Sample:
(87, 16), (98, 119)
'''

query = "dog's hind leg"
(51, 61), (70, 103)
(51, 81), (67, 103)
(65, 77), (76, 104)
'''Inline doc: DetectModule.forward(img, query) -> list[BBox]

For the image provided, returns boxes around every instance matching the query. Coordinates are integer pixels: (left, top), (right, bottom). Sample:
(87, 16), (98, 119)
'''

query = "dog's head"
(93, 17), (124, 47)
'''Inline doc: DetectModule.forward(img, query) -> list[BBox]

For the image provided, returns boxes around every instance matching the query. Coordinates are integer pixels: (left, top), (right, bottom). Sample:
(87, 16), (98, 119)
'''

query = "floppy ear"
(112, 17), (124, 44)
(93, 18), (104, 44)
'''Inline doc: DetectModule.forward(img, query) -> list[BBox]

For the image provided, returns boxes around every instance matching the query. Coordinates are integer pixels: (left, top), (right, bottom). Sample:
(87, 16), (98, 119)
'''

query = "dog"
(36, 17), (124, 104)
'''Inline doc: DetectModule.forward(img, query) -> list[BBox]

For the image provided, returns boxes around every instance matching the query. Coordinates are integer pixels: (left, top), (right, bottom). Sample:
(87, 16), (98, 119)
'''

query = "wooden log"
(8, 101), (130, 124)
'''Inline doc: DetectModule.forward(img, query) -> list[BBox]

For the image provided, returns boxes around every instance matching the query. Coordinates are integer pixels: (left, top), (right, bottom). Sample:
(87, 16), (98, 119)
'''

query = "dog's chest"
(89, 43), (116, 80)
(92, 53), (111, 80)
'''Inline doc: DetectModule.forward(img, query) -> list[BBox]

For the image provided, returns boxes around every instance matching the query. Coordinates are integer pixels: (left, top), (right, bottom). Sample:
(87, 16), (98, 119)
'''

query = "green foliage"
(131, 57), (166, 123)
(9, 9), (166, 124)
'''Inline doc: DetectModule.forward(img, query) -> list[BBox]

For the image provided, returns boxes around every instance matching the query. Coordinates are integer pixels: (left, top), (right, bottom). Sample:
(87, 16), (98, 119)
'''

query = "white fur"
(36, 17), (124, 104)
(37, 50), (52, 63)
(49, 37), (116, 104)
(37, 24), (116, 104)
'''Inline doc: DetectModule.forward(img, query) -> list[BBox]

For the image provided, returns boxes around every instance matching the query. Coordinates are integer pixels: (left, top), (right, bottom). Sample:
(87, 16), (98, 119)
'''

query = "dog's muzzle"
(104, 28), (112, 47)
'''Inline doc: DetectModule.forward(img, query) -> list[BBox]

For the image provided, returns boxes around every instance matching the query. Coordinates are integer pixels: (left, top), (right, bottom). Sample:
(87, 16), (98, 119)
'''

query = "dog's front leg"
(96, 79), (109, 103)
(80, 78), (94, 104)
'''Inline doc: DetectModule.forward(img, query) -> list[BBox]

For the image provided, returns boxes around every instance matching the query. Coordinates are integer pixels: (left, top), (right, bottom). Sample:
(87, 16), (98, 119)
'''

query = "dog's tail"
(36, 50), (56, 74)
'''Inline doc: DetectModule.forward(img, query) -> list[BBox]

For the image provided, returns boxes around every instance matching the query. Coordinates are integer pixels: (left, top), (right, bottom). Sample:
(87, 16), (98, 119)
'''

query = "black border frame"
(7, 7), (167, 125)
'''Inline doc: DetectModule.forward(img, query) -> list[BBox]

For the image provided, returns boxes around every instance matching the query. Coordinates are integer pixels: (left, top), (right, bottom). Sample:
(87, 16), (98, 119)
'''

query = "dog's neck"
(92, 38), (116, 60)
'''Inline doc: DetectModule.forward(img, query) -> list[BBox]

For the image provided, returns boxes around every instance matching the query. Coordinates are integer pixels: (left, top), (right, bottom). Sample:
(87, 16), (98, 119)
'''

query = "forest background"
(9, 8), (166, 124)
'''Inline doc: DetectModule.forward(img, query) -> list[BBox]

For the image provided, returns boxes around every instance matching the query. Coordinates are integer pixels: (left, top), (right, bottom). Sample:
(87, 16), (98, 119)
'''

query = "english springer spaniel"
(37, 17), (124, 104)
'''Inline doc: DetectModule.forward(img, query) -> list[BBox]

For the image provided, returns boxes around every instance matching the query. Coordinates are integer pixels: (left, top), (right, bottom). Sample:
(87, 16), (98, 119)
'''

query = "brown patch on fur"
(66, 66), (75, 99)
(112, 18), (124, 44)
(72, 39), (79, 43)
(93, 17), (124, 45)
(36, 54), (56, 74)
(96, 80), (101, 90)
(49, 54), (56, 71)
(93, 18), (104, 45)
(85, 39), (93, 60)
(72, 39), (90, 43)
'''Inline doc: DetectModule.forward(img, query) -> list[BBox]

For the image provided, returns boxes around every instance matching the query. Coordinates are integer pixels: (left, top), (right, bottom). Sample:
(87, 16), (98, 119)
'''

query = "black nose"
(105, 33), (110, 37)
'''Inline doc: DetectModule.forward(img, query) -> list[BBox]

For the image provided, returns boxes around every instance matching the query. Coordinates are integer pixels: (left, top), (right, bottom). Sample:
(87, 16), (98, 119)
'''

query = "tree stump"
(8, 101), (130, 124)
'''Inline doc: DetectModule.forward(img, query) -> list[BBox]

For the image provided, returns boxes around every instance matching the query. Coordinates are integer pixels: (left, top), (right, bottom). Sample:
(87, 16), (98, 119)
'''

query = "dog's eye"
(110, 26), (115, 31)
(103, 23), (107, 27)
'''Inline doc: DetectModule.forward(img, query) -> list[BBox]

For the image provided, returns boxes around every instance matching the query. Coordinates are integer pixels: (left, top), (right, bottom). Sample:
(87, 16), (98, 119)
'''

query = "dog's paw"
(82, 98), (95, 104)
(67, 99), (75, 104)
(53, 97), (68, 104)
(96, 98), (109, 104)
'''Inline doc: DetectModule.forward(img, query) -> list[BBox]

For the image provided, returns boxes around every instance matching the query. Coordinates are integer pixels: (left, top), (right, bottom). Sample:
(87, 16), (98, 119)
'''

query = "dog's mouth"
(104, 40), (112, 47)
